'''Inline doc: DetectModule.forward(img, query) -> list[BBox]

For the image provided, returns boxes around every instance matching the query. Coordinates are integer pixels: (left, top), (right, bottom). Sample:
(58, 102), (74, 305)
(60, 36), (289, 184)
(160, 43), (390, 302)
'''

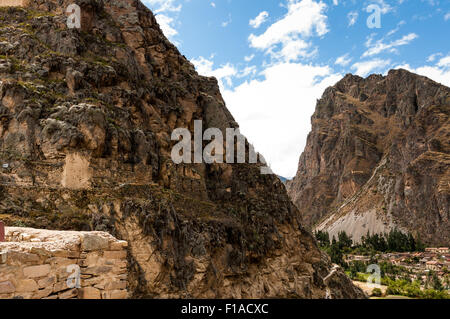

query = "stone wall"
(0, 0), (27, 7)
(0, 227), (128, 299)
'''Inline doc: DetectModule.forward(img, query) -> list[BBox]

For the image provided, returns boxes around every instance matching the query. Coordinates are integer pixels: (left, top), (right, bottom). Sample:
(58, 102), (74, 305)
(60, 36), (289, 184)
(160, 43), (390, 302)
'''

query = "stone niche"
(0, 0), (28, 7)
(0, 227), (128, 299)
(61, 153), (93, 190)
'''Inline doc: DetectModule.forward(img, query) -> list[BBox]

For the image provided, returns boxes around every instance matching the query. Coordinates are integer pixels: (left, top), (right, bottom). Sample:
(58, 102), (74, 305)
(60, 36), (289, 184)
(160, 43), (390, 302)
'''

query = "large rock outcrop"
(0, 1), (364, 298)
(287, 70), (449, 246)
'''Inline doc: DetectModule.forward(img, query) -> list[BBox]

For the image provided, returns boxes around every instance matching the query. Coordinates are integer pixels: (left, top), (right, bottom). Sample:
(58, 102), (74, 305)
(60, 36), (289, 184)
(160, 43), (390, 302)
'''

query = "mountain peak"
(287, 69), (449, 245)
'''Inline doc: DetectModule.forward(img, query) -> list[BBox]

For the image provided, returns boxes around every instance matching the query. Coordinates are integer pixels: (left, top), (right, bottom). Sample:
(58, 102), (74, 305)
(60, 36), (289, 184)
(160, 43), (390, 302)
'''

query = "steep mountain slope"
(0, 1), (364, 298)
(287, 70), (450, 246)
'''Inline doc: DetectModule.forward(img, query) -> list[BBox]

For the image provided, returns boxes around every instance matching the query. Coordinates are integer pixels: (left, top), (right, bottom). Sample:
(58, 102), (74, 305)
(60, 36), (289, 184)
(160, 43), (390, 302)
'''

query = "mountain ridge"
(287, 68), (449, 246)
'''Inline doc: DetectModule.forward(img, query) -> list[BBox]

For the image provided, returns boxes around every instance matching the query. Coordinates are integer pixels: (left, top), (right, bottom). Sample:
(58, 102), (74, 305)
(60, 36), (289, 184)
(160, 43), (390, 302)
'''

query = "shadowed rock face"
(287, 70), (450, 246)
(0, 1), (365, 298)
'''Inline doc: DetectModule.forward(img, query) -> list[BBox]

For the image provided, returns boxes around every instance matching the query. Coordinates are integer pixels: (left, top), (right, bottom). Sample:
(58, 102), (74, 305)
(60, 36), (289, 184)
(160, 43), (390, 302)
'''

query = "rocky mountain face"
(287, 70), (449, 246)
(0, 0), (364, 298)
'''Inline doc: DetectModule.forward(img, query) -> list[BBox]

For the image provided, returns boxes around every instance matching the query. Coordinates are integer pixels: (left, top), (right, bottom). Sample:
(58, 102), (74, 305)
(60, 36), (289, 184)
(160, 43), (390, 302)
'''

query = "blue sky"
(143, 0), (450, 178)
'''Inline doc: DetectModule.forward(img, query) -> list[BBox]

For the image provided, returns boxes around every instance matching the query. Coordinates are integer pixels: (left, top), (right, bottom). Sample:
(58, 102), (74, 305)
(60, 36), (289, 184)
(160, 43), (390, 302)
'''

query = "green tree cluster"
(315, 229), (425, 255)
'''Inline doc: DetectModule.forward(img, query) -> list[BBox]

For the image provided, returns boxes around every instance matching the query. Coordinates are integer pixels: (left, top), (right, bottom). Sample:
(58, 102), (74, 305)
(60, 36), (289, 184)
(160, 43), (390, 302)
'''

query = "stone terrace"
(0, 227), (128, 299)
(0, 0), (28, 7)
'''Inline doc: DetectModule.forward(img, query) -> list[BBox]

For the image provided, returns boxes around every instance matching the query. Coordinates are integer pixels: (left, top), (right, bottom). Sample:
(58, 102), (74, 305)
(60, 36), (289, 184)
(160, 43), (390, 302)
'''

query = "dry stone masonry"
(0, 0), (27, 7)
(0, 227), (128, 299)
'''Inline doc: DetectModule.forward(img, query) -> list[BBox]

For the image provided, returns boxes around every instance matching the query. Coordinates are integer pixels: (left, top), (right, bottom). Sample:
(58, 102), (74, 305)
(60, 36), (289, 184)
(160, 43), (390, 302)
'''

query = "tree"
(372, 288), (383, 297)
(329, 241), (344, 266)
(432, 273), (444, 291)
(338, 231), (353, 250)
(315, 230), (330, 248)
(416, 236), (426, 252)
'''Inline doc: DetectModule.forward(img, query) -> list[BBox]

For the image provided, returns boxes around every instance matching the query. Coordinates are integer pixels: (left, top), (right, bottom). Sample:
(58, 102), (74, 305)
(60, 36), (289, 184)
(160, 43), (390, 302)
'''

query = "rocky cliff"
(0, 0), (364, 298)
(287, 70), (449, 246)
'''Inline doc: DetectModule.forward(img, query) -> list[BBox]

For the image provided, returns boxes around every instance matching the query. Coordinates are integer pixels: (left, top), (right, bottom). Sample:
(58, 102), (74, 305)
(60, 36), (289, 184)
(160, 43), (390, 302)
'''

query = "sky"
(143, 0), (450, 178)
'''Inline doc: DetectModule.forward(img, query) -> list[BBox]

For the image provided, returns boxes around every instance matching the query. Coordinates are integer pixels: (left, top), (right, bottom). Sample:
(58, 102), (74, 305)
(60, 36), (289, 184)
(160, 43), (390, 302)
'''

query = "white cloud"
(244, 54), (255, 62)
(222, 14), (232, 27)
(249, 11), (269, 29)
(276, 39), (315, 62)
(335, 53), (352, 66)
(222, 62), (341, 177)
(249, 0), (329, 62)
(211, 2), (216, 8)
(155, 14), (178, 38)
(191, 56), (237, 89)
(427, 52), (442, 62)
(347, 11), (358, 26)
(363, 33), (418, 57)
(333, 0), (339, 5)
(365, 0), (393, 14)
(143, 0), (182, 41)
(437, 56), (450, 68)
(395, 56), (450, 87)
(445, 12), (450, 20)
(237, 66), (257, 78)
(386, 21), (406, 38)
(144, 0), (181, 13)
(351, 59), (391, 77)
(413, 66), (450, 87)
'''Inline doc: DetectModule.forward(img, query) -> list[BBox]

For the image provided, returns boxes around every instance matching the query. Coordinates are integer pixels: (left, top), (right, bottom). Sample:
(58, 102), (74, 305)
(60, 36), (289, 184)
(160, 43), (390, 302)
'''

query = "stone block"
(82, 265), (112, 275)
(0, 0), (28, 8)
(46, 257), (75, 267)
(109, 241), (128, 251)
(81, 276), (102, 287)
(103, 250), (127, 260)
(0, 281), (15, 294)
(16, 279), (38, 293)
(37, 276), (56, 289)
(78, 287), (101, 299)
(7, 251), (40, 264)
(53, 281), (71, 293)
(105, 280), (127, 290)
(23, 264), (51, 278)
(29, 247), (52, 258)
(102, 289), (128, 299)
(52, 250), (80, 258)
(112, 267), (127, 275)
(0, 252), (6, 264)
(80, 252), (101, 267)
(58, 288), (78, 299)
(33, 286), (53, 299)
(81, 234), (109, 251)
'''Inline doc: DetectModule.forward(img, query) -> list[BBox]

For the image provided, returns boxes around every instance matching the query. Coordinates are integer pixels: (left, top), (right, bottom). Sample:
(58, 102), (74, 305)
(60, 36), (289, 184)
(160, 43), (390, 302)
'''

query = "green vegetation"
(315, 230), (449, 299)
(316, 230), (354, 265)
(371, 288), (383, 297)
(315, 229), (425, 257)
(386, 279), (449, 299)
